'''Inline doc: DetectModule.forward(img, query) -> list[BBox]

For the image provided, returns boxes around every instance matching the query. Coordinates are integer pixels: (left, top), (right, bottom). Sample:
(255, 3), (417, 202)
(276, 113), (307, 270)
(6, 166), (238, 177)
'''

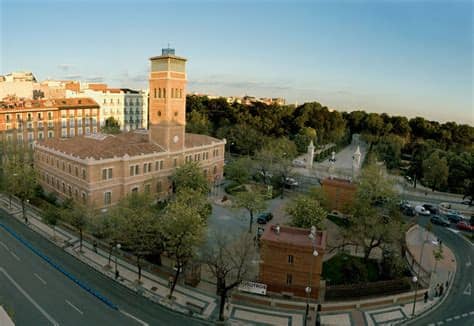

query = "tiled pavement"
(0, 194), (455, 325)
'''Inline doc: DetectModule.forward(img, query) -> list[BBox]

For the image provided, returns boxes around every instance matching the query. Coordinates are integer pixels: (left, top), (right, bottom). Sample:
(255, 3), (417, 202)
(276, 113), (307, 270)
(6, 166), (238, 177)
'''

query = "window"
(61, 129), (67, 138)
(62, 162), (65, 171)
(144, 184), (151, 193)
(213, 165), (217, 174)
(75, 167), (79, 177)
(68, 186), (72, 197)
(81, 192), (87, 204)
(69, 128), (75, 137)
(82, 169), (86, 180)
(135, 165), (139, 175)
(48, 131), (54, 138)
(77, 128), (82, 136)
(154, 88), (157, 98)
(102, 168), (113, 180)
(6, 114), (11, 122)
(143, 163), (148, 173)
(157, 181), (162, 192)
(104, 191), (112, 205)
(160, 160), (163, 170)
(131, 187), (138, 193)
(163, 88), (166, 98)
(158, 88), (162, 98)
(48, 112), (53, 120)
(173, 158), (177, 167)
(286, 274), (292, 285)
(68, 164), (72, 174)
(288, 255), (294, 264)
(148, 162), (152, 172)
(179, 89), (183, 98)
(130, 166), (134, 176)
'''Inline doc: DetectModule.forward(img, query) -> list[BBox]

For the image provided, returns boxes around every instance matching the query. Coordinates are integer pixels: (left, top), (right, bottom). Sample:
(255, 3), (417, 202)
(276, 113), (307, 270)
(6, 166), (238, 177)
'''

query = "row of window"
(41, 172), (87, 204)
(129, 160), (164, 177)
(61, 117), (97, 128)
(61, 127), (97, 138)
(60, 109), (98, 118)
(104, 181), (164, 206)
(152, 88), (184, 99)
(38, 153), (87, 180)
(102, 98), (142, 106)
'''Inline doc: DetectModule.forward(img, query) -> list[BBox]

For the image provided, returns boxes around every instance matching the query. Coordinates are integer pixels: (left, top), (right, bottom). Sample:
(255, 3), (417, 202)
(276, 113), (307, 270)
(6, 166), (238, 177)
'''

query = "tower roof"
(150, 48), (187, 61)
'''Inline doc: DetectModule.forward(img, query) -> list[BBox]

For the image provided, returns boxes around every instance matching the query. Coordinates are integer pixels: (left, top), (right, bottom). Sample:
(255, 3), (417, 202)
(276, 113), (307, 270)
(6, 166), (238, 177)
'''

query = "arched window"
(158, 88), (162, 98)
(154, 88), (157, 98)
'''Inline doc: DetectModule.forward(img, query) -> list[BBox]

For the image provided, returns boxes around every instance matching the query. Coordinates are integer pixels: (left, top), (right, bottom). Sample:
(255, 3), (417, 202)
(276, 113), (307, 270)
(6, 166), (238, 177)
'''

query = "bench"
(186, 301), (205, 315)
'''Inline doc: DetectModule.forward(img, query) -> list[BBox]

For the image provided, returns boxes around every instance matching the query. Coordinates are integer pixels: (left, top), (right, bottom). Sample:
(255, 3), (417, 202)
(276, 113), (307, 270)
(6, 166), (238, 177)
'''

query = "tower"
(148, 48), (187, 151)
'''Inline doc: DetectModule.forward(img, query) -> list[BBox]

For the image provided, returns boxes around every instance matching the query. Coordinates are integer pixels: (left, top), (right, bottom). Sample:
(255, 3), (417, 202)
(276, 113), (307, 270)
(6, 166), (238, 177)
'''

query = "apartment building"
(34, 49), (226, 209)
(0, 97), (100, 146)
(67, 86), (148, 131)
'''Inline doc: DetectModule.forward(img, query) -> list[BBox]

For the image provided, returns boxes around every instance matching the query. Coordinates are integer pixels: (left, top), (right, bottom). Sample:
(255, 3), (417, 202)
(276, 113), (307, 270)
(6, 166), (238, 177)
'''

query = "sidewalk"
(0, 194), (456, 326)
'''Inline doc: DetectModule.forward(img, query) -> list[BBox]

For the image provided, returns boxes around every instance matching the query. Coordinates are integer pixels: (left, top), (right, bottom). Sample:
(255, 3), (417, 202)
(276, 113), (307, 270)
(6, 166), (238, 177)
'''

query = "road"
(404, 213), (474, 325)
(0, 208), (208, 326)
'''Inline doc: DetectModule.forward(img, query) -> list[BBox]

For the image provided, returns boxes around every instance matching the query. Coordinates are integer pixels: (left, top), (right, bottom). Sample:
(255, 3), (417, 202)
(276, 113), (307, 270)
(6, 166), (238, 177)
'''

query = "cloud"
(62, 74), (82, 80)
(58, 63), (75, 71)
(85, 76), (104, 83)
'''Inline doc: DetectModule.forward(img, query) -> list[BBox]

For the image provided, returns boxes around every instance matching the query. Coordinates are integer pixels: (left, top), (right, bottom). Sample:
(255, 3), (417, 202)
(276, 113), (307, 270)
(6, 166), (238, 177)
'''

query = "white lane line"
(120, 310), (149, 326)
(10, 251), (21, 261)
(453, 315), (460, 320)
(470, 311), (474, 315)
(446, 318), (452, 322)
(34, 273), (47, 285)
(437, 321), (444, 325)
(0, 267), (59, 326)
(461, 313), (468, 317)
(0, 240), (9, 251)
(65, 300), (83, 315)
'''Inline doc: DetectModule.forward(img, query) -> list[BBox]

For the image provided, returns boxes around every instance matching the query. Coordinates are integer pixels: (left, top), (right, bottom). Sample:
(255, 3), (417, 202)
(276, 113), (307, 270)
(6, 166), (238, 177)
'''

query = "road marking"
(437, 322), (444, 325)
(0, 267), (59, 326)
(66, 300), (83, 315)
(470, 311), (474, 315)
(34, 273), (47, 285)
(10, 251), (21, 261)
(446, 318), (452, 322)
(120, 310), (149, 326)
(463, 282), (471, 295)
(461, 313), (468, 317)
(447, 228), (459, 234)
(453, 315), (460, 320)
(466, 256), (471, 267)
(0, 240), (9, 251)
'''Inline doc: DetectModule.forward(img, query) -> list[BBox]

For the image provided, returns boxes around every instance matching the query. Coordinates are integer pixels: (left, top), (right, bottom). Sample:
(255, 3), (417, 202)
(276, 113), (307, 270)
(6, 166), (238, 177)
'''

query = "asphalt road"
(403, 209), (474, 325)
(0, 208), (208, 326)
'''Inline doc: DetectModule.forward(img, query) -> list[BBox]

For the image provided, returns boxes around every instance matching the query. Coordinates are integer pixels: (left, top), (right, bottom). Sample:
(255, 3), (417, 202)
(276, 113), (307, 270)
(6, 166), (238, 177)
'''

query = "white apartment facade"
(67, 88), (148, 131)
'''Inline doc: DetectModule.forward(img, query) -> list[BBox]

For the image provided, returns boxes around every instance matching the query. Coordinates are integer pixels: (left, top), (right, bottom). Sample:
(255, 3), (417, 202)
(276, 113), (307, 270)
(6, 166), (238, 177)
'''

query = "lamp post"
(115, 243), (121, 279)
(305, 226), (319, 325)
(411, 276), (418, 316)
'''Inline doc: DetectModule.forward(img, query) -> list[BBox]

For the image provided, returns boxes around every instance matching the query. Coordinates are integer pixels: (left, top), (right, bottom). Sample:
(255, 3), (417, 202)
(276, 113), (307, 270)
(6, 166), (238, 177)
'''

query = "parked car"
(292, 159), (306, 167)
(415, 205), (430, 216)
(284, 177), (299, 187)
(257, 212), (273, 224)
(456, 221), (474, 232)
(402, 206), (416, 217)
(422, 204), (438, 215)
(444, 212), (464, 224)
(430, 215), (450, 227)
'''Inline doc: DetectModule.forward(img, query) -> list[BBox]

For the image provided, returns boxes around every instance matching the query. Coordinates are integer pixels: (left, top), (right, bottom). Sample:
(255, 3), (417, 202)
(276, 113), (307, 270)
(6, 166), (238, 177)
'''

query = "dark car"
(402, 206), (416, 217)
(422, 204), (438, 215)
(445, 212), (464, 224)
(257, 212), (273, 224)
(430, 215), (450, 227)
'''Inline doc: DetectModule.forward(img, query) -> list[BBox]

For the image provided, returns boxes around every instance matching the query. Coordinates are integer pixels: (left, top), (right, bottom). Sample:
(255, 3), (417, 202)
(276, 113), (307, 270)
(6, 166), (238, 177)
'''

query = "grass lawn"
(322, 253), (380, 285)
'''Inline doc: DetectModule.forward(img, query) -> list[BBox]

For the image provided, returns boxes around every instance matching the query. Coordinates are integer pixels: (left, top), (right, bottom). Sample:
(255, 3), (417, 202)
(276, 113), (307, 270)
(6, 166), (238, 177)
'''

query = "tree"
(286, 194), (327, 229)
(90, 212), (122, 266)
(233, 188), (266, 233)
(423, 151), (449, 191)
(101, 117), (121, 134)
(343, 163), (404, 263)
(113, 192), (160, 281)
(201, 232), (256, 321)
(171, 161), (209, 194)
(294, 127), (317, 153)
(161, 190), (206, 299)
(186, 111), (212, 135)
(65, 202), (94, 252)
(43, 206), (61, 240)
(224, 157), (253, 185)
(7, 152), (37, 223)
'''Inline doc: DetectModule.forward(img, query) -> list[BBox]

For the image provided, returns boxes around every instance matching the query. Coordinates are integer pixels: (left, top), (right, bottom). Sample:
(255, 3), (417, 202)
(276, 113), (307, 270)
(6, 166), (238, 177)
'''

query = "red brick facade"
(321, 177), (357, 213)
(259, 225), (326, 299)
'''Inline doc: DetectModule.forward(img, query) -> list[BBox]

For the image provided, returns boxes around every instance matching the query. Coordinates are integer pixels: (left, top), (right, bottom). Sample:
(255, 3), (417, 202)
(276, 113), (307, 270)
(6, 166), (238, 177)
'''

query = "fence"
(325, 278), (412, 301)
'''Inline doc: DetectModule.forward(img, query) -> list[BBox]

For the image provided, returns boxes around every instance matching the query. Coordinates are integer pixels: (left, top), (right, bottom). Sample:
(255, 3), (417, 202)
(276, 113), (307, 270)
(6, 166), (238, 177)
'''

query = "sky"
(1, 0), (472, 124)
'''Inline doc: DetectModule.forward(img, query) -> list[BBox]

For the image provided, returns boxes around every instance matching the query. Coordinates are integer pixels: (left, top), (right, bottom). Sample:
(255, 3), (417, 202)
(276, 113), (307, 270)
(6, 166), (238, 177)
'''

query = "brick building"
(34, 49), (226, 209)
(259, 224), (326, 299)
(0, 97), (100, 146)
(321, 177), (357, 214)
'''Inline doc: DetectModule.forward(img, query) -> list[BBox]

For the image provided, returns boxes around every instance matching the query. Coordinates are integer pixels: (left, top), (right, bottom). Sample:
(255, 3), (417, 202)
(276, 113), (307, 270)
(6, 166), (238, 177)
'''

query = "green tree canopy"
(423, 151), (449, 191)
(286, 194), (327, 229)
(171, 161), (209, 194)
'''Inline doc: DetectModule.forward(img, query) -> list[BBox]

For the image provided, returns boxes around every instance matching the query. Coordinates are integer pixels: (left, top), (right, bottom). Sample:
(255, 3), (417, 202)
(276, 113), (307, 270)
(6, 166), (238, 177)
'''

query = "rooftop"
(0, 97), (99, 111)
(260, 224), (326, 250)
(37, 132), (224, 160)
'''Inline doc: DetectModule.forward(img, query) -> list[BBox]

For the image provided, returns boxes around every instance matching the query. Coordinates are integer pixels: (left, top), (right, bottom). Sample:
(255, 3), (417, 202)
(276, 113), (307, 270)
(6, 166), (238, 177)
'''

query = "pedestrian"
(424, 291), (428, 303)
(439, 240), (443, 247)
(168, 276), (173, 288)
(93, 240), (98, 253)
(439, 284), (444, 296)
(445, 280), (449, 289)
(115, 269), (119, 280)
(435, 284), (440, 297)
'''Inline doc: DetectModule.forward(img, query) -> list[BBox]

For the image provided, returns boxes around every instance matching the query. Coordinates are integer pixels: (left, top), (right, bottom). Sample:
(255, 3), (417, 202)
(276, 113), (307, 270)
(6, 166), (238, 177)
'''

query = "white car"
(285, 177), (299, 187)
(415, 205), (430, 216)
(292, 159), (306, 167)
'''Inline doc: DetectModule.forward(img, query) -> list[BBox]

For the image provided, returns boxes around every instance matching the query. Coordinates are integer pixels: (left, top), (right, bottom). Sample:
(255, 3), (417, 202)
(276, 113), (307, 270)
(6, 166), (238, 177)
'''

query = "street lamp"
(115, 243), (121, 279)
(411, 276), (418, 316)
(305, 226), (319, 325)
